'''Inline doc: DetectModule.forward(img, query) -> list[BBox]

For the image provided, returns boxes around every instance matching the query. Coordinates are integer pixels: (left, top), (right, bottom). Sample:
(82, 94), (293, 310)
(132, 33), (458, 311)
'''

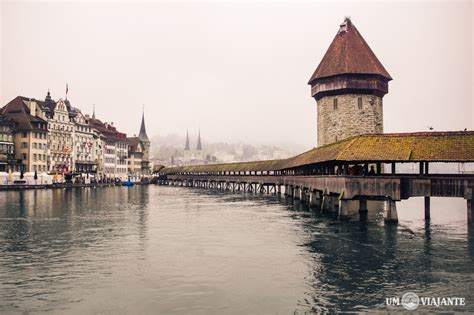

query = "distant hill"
(150, 133), (306, 163)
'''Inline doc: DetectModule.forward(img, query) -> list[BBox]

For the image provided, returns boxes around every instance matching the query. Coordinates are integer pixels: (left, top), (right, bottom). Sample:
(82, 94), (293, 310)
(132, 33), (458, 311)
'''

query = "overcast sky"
(1, 1), (472, 150)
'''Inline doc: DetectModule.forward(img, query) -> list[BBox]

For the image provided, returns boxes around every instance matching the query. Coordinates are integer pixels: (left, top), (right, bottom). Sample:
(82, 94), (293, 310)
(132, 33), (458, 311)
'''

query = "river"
(0, 185), (473, 313)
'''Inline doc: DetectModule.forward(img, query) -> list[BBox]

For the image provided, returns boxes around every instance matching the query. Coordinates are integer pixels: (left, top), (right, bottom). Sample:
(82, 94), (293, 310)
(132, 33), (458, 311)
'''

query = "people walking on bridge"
(368, 165), (376, 176)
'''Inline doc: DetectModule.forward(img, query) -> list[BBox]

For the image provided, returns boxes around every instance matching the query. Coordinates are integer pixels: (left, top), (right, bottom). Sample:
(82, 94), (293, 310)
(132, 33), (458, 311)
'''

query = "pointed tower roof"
(138, 109), (149, 142)
(196, 129), (202, 151)
(184, 129), (190, 150)
(308, 17), (392, 84)
(92, 104), (96, 119)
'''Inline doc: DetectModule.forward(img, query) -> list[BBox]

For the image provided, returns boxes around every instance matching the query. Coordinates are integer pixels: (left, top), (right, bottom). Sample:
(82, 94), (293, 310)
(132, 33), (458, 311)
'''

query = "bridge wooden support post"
(321, 192), (336, 213)
(424, 196), (431, 221)
(302, 189), (308, 203)
(465, 188), (473, 226)
(359, 199), (368, 213)
(309, 190), (315, 205)
(338, 199), (360, 219)
(277, 184), (281, 195)
(359, 199), (369, 221)
(320, 193), (327, 212)
(306, 189), (311, 204)
(468, 199), (474, 226)
(309, 190), (320, 209)
(292, 187), (299, 200)
(383, 199), (399, 223)
(299, 188), (304, 202)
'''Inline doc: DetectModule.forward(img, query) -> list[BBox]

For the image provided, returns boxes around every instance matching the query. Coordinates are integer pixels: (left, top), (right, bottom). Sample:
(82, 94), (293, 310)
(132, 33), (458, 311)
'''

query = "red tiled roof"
(89, 117), (127, 141)
(127, 137), (141, 151)
(308, 18), (392, 84)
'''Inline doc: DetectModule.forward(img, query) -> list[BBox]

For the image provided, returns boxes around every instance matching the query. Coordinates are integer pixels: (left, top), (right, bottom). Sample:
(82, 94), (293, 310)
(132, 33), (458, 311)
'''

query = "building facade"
(115, 138), (128, 179)
(1, 97), (49, 172)
(0, 114), (17, 172)
(308, 17), (392, 147)
(43, 97), (76, 173)
(2, 93), (151, 179)
(127, 137), (144, 176)
(89, 118), (128, 180)
(73, 110), (97, 174)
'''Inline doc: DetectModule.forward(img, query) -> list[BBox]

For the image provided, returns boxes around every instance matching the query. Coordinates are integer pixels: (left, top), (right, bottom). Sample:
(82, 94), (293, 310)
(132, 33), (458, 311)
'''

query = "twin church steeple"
(183, 129), (203, 163)
(184, 129), (202, 151)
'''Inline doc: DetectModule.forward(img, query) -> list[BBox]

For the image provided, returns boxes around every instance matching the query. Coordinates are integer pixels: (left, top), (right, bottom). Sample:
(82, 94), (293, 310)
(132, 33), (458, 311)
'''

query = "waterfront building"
(42, 96), (76, 173)
(92, 132), (105, 178)
(115, 137), (129, 179)
(2, 93), (149, 178)
(73, 110), (97, 174)
(0, 114), (18, 172)
(104, 140), (117, 178)
(308, 17), (392, 147)
(127, 137), (144, 176)
(89, 118), (128, 180)
(1, 97), (48, 172)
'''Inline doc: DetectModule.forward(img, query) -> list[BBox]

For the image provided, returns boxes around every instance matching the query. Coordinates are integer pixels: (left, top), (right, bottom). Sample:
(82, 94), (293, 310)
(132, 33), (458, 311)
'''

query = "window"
(333, 98), (338, 110)
(358, 97), (363, 110)
(21, 142), (28, 149)
(22, 153), (27, 160)
(22, 132), (27, 138)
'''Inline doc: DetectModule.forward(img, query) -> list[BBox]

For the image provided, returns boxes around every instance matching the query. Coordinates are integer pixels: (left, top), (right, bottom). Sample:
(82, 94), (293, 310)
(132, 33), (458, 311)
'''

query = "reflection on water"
(0, 186), (473, 313)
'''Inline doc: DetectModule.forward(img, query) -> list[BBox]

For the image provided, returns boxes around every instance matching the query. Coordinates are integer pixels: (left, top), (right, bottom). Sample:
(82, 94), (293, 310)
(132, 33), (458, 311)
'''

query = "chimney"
(29, 99), (37, 116)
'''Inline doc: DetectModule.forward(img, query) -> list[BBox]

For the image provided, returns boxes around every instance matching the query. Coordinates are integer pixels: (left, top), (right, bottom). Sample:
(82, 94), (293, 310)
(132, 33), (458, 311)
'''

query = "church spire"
(45, 89), (54, 107)
(196, 129), (202, 151)
(138, 107), (149, 142)
(185, 129), (190, 150)
(45, 89), (52, 101)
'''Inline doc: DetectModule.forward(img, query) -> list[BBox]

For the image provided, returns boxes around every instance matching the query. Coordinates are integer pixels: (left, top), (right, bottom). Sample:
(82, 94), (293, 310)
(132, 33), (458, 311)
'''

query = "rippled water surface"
(1, 186), (473, 313)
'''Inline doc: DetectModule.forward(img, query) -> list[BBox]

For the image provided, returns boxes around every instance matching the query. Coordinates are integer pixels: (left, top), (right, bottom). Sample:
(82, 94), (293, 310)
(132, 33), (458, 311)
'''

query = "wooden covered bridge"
(158, 131), (474, 224)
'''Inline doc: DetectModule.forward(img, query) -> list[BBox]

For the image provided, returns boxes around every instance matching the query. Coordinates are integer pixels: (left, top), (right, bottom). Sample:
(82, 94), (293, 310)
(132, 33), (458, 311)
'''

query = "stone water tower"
(308, 17), (392, 146)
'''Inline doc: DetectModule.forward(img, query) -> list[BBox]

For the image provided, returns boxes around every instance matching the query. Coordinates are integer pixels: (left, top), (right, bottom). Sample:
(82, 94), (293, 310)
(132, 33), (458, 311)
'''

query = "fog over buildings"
(1, 1), (472, 153)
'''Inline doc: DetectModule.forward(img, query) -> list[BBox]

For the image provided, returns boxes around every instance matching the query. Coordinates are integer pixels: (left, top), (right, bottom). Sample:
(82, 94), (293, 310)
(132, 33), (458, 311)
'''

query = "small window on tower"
(358, 97), (363, 110)
(333, 98), (338, 110)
